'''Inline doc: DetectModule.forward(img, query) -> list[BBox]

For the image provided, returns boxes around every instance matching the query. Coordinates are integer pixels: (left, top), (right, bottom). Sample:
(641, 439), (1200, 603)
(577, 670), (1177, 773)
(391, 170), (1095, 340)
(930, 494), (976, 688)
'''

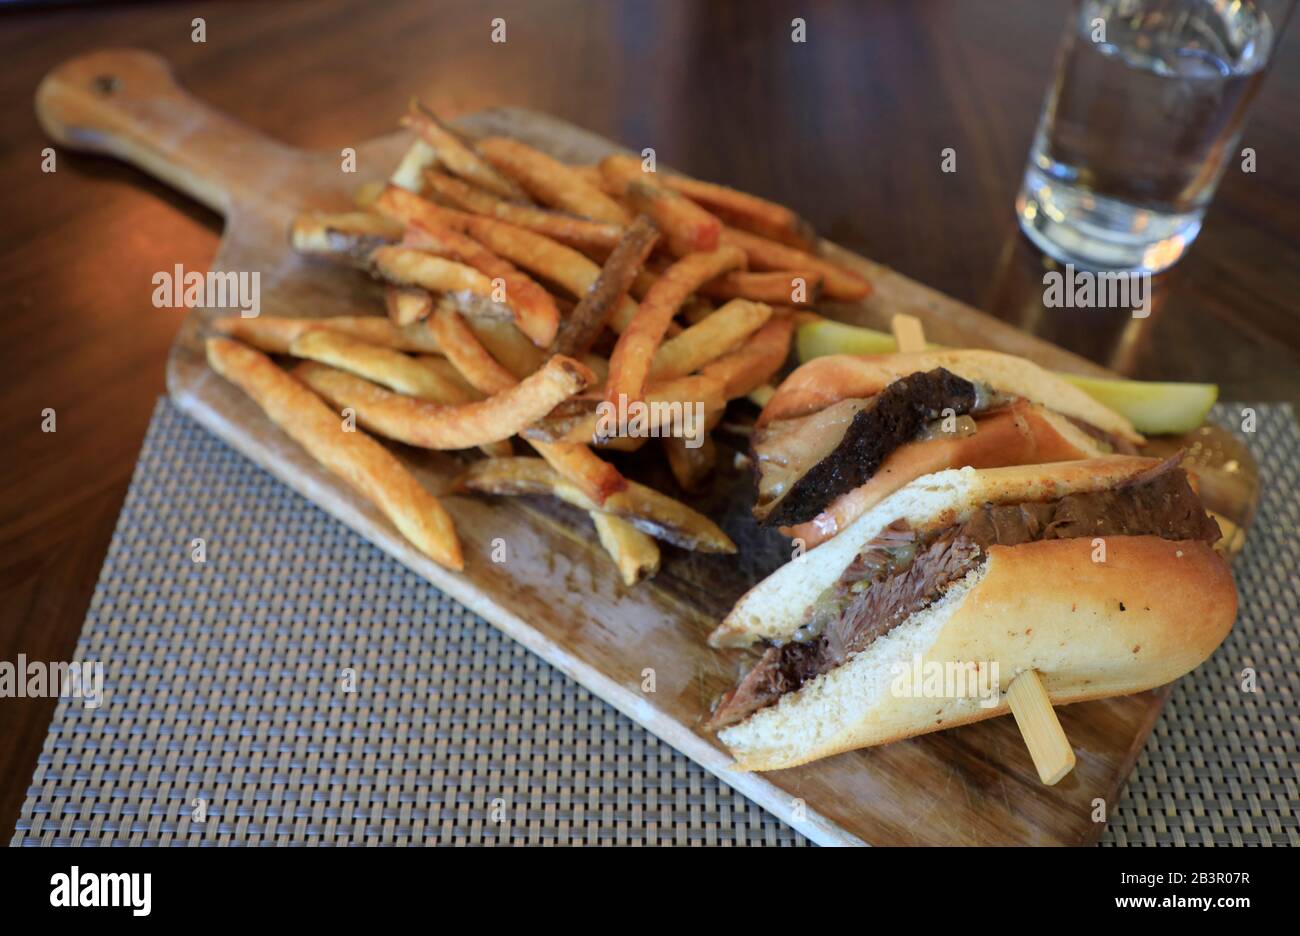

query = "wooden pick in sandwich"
(888, 312), (1076, 786)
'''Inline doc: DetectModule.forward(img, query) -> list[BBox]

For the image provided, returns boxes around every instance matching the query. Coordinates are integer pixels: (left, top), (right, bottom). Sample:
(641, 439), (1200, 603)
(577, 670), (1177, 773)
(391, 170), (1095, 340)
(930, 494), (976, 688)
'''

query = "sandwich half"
(752, 350), (1144, 547)
(710, 456), (1235, 771)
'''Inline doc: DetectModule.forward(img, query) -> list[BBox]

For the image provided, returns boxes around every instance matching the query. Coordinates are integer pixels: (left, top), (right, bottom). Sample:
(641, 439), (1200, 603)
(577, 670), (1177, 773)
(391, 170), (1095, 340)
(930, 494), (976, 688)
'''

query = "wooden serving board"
(37, 50), (1258, 846)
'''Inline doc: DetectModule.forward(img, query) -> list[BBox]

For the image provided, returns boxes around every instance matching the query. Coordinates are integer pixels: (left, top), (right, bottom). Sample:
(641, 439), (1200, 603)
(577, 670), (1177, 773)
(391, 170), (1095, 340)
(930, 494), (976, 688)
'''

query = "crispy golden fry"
(580, 353), (609, 384)
(402, 100), (528, 200)
(288, 330), (473, 403)
(529, 439), (626, 504)
(385, 285), (434, 326)
(290, 211), (403, 266)
(571, 163), (618, 194)
(698, 314), (795, 399)
(428, 301), (519, 395)
(599, 155), (721, 254)
(680, 297), (716, 325)
(663, 434), (716, 492)
(456, 457), (735, 553)
(526, 374), (726, 447)
(414, 355), (480, 396)
(389, 140), (438, 193)
(354, 180), (386, 207)
(374, 186), (643, 333)
(463, 317), (548, 379)
(370, 246), (495, 298)
(661, 174), (817, 250)
(629, 267), (658, 301)
(648, 298), (772, 382)
(553, 215), (660, 356)
(699, 270), (823, 307)
(477, 137), (631, 224)
(206, 337), (462, 570)
(591, 512), (660, 585)
(400, 210), (560, 347)
(604, 245), (746, 405)
(211, 315), (441, 355)
(425, 170), (624, 252)
(719, 228), (870, 301)
(295, 355), (593, 449)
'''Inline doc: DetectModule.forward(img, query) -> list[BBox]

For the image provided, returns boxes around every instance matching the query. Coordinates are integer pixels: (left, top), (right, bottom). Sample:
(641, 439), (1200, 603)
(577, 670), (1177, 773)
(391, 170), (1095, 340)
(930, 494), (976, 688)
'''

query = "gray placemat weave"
(10, 400), (1298, 846)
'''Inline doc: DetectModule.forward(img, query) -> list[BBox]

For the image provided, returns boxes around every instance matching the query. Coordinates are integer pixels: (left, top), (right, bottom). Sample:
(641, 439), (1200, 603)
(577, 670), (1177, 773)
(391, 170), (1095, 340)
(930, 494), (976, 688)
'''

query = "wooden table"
(1, 0), (1296, 842)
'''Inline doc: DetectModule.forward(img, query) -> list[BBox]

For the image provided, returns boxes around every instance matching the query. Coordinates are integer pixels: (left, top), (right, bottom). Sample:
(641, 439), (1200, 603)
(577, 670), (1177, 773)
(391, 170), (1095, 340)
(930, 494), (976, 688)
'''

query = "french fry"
(553, 215), (660, 356)
(663, 434), (716, 492)
(414, 355), (481, 397)
(295, 354), (593, 450)
(591, 512), (660, 586)
(648, 298), (772, 382)
(385, 286), (433, 326)
(477, 136), (631, 224)
(374, 187), (645, 333)
(526, 374), (726, 447)
(288, 330), (474, 403)
(680, 297), (715, 325)
(719, 228), (871, 301)
(389, 140), (438, 193)
(698, 314), (795, 399)
(290, 331), (509, 458)
(354, 179), (386, 207)
(428, 301), (519, 395)
(211, 315), (441, 355)
(370, 246), (495, 297)
(604, 245), (746, 405)
(456, 457), (735, 553)
(464, 317), (548, 379)
(699, 270), (822, 307)
(401, 213), (560, 347)
(402, 100), (528, 200)
(529, 440), (626, 504)
(661, 174), (817, 250)
(290, 211), (403, 266)
(206, 337), (462, 570)
(425, 170), (624, 252)
(599, 154), (721, 254)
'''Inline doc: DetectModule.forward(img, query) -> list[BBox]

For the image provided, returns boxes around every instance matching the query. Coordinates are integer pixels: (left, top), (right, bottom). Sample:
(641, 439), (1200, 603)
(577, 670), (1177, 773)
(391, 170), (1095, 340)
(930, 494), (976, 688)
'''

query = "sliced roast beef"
(709, 464), (1219, 729)
(753, 368), (980, 527)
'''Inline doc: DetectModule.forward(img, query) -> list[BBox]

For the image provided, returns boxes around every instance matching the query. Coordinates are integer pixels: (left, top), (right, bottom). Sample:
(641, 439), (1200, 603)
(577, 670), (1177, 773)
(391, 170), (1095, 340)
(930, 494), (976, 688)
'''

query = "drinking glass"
(1017, 0), (1295, 272)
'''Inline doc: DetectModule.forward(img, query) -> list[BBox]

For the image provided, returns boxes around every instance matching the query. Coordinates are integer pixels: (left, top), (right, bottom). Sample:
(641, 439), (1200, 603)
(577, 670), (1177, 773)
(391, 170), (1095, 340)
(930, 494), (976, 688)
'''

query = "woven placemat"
(10, 400), (1297, 846)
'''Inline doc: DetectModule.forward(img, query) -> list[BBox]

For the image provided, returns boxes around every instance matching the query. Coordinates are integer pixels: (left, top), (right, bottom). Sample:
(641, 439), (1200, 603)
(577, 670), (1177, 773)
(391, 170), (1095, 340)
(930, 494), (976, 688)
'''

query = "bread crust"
(779, 403), (1103, 547)
(712, 455), (1163, 647)
(759, 350), (1142, 444)
(719, 535), (1236, 770)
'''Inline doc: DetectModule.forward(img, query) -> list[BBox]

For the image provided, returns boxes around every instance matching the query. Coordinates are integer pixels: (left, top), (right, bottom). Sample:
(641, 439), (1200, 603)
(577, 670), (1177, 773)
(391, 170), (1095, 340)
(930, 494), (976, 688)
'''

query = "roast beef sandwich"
(709, 456), (1235, 771)
(752, 350), (1145, 547)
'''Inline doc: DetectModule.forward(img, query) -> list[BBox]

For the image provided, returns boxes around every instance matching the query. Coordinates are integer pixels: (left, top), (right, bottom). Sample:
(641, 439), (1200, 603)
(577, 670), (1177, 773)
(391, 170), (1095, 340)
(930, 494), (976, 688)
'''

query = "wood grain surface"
(2, 0), (1294, 843)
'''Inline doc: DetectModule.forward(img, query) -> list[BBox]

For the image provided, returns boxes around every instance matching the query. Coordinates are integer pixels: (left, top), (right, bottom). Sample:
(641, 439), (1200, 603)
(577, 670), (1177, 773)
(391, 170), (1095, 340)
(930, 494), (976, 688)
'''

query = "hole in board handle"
(93, 74), (119, 96)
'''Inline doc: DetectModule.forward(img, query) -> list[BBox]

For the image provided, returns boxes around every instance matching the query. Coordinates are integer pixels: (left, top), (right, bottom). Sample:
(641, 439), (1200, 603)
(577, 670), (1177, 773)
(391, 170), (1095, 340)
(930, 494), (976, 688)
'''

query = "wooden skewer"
(889, 313), (1076, 786)
(1005, 669), (1076, 785)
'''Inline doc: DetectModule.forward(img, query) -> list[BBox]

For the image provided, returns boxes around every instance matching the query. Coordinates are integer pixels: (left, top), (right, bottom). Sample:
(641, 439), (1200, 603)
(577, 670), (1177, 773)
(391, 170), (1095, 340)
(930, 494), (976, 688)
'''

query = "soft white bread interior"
(759, 350), (1143, 445)
(718, 534), (1236, 771)
(712, 455), (1164, 648)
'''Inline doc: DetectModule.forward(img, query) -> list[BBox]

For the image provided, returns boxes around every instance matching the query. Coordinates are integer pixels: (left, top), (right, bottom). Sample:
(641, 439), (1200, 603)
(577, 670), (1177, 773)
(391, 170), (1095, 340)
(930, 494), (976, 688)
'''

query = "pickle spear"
(796, 319), (1218, 435)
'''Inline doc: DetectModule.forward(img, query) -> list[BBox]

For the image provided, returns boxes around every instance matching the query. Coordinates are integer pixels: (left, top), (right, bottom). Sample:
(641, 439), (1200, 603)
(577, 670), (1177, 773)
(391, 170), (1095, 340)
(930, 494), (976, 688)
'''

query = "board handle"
(35, 48), (292, 216)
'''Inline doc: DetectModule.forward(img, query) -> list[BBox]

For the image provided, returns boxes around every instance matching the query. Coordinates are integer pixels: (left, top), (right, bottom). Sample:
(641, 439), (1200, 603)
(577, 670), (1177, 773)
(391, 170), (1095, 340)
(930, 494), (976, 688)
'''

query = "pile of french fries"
(207, 100), (872, 585)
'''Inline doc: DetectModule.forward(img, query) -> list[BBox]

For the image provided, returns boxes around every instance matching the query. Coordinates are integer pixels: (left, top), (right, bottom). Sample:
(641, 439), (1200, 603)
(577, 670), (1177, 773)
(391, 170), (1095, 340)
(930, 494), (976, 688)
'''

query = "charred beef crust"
(710, 466), (1220, 730)
(760, 368), (979, 527)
